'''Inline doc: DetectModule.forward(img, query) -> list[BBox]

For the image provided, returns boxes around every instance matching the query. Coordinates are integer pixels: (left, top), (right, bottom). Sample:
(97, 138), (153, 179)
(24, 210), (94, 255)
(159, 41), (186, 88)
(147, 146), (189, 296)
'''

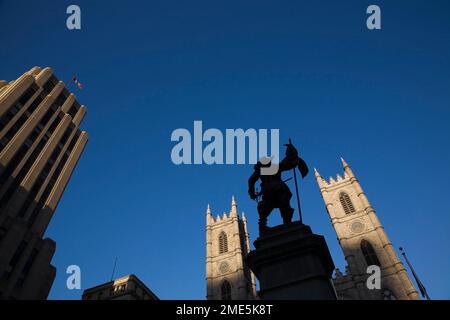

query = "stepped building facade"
(0, 67), (88, 299)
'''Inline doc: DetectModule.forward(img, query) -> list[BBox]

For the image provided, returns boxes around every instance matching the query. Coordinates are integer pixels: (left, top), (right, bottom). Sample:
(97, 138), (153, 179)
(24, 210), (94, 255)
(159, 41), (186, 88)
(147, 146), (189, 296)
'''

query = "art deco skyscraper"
(0, 67), (88, 299)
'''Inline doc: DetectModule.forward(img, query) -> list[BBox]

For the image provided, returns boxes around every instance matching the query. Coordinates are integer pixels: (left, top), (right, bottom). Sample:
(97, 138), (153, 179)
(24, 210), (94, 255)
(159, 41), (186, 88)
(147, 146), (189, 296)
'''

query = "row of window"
(0, 103), (58, 189)
(42, 75), (58, 96)
(0, 111), (63, 214)
(0, 84), (41, 152)
(0, 77), (58, 173)
(0, 76), (79, 158)
(19, 124), (78, 226)
(0, 76), (81, 222)
(0, 84), (38, 133)
(28, 130), (81, 228)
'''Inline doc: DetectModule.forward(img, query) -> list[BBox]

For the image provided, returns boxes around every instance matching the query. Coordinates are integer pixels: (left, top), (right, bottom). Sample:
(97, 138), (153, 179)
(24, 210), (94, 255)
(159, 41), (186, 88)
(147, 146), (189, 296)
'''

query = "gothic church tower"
(206, 196), (256, 300)
(315, 159), (419, 300)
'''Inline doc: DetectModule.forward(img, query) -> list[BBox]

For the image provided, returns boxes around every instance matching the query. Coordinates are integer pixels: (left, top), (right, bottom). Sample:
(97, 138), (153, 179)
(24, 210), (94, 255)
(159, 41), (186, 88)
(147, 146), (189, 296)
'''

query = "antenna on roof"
(110, 257), (118, 281)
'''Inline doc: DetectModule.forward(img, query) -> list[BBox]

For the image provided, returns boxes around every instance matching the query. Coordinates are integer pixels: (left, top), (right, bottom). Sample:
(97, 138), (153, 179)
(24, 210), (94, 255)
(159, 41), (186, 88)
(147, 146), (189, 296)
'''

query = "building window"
(67, 102), (79, 118)
(382, 289), (397, 300)
(218, 232), (228, 254)
(221, 280), (232, 300)
(360, 240), (381, 267)
(42, 76), (57, 95)
(339, 192), (355, 214)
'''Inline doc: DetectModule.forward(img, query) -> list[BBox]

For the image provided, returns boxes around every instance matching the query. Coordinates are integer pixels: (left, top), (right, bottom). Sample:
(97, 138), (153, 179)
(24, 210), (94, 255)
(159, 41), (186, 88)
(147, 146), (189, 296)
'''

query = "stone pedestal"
(246, 221), (337, 300)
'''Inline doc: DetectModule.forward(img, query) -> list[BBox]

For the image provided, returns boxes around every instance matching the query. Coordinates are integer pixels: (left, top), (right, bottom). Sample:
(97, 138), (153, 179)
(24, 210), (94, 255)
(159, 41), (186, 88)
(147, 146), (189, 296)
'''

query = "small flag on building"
(72, 76), (84, 90)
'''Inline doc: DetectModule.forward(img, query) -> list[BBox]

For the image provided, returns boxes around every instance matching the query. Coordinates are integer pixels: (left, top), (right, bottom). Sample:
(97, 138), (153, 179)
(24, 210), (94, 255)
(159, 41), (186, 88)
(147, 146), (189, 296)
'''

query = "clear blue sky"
(1, 0), (449, 299)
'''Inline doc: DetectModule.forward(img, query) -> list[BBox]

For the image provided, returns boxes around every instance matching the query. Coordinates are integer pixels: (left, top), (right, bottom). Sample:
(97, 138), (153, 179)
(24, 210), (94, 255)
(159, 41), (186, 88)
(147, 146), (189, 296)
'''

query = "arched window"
(360, 240), (380, 267)
(339, 192), (355, 214)
(382, 289), (397, 300)
(221, 280), (232, 300)
(218, 232), (228, 254)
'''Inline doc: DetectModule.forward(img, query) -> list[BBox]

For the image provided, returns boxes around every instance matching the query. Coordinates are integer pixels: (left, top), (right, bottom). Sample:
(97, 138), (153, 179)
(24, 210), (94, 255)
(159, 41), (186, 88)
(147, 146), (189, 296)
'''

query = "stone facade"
(0, 67), (88, 299)
(206, 197), (256, 300)
(315, 158), (420, 300)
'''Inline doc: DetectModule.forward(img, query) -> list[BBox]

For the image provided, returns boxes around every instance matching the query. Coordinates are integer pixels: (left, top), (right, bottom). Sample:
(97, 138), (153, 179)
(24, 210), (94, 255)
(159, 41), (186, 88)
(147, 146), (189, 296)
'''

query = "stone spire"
(230, 195), (238, 217)
(314, 167), (321, 178)
(341, 157), (354, 178)
(314, 167), (326, 188)
(206, 204), (213, 225)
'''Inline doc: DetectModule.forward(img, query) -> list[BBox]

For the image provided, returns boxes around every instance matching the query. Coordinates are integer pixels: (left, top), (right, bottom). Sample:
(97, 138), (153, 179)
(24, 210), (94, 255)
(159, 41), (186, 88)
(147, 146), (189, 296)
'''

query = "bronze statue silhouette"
(248, 139), (308, 235)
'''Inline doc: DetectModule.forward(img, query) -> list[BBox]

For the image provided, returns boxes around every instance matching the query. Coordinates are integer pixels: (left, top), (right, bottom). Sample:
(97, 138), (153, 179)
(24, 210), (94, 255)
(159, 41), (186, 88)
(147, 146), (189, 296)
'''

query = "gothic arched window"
(339, 192), (355, 214)
(221, 280), (232, 300)
(218, 232), (228, 254)
(360, 240), (381, 267)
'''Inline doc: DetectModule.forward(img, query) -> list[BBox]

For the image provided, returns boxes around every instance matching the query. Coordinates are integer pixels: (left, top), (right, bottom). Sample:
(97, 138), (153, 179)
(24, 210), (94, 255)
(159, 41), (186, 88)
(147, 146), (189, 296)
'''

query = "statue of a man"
(248, 140), (309, 235)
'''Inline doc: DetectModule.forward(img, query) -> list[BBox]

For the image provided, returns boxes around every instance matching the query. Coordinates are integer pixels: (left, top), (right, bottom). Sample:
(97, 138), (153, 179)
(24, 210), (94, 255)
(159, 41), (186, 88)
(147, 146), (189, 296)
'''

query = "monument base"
(246, 221), (337, 300)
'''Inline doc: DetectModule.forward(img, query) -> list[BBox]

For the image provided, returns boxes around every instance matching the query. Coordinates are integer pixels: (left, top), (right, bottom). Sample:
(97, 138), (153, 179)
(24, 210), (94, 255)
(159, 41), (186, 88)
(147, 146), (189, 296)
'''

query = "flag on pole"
(72, 76), (84, 90)
(399, 247), (430, 300)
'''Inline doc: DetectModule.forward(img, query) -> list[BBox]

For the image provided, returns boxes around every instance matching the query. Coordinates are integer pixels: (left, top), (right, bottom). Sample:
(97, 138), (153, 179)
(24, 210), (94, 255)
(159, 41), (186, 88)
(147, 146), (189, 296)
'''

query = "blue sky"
(1, 0), (449, 299)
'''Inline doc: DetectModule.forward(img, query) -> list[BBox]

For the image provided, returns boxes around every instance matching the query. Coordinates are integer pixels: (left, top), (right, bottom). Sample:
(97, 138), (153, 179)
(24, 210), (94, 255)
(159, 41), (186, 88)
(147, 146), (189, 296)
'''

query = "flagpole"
(399, 247), (430, 300)
(289, 138), (302, 224)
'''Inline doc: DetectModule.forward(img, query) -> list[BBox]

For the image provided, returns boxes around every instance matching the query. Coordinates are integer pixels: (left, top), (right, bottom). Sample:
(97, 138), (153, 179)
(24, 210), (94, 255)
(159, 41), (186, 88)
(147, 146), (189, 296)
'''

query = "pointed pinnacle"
(314, 167), (321, 177)
(341, 157), (349, 168)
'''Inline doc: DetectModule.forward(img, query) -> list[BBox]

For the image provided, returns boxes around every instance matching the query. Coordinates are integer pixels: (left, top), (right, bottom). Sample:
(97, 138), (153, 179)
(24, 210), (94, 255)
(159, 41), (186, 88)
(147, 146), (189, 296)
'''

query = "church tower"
(315, 159), (420, 300)
(206, 196), (257, 300)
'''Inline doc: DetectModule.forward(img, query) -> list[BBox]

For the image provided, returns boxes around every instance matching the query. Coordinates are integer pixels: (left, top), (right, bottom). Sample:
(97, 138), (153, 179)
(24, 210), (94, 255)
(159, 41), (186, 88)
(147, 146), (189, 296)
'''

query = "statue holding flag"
(248, 139), (309, 235)
(246, 139), (337, 300)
